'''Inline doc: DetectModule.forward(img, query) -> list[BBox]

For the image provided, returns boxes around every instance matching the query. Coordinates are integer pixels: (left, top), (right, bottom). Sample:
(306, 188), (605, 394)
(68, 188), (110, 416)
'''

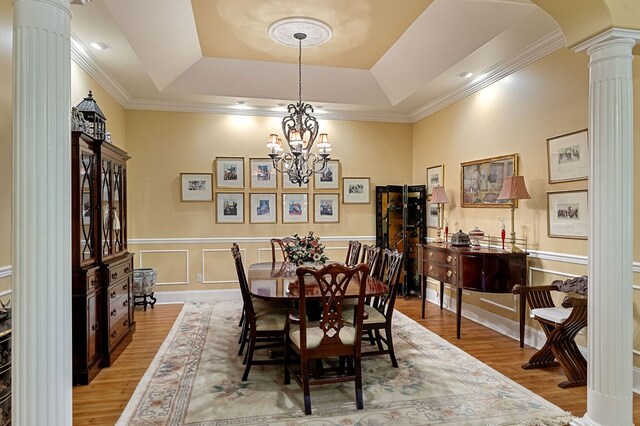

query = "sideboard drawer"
(107, 257), (133, 286)
(108, 293), (130, 327)
(86, 268), (100, 290)
(424, 261), (457, 284)
(425, 249), (458, 267)
(108, 311), (130, 348)
(107, 276), (130, 302)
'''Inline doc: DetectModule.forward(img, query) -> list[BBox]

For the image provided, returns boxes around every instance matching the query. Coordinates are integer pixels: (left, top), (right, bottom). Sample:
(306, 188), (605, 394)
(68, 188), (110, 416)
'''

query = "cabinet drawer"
(108, 311), (130, 348)
(107, 276), (130, 302)
(425, 249), (457, 266)
(107, 257), (133, 285)
(86, 268), (100, 290)
(424, 262), (457, 284)
(108, 293), (130, 327)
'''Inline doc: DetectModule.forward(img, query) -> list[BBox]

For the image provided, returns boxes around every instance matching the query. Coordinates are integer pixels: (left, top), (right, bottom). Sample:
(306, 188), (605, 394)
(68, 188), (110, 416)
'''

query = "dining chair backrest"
(373, 249), (404, 318)
(360, 245), (381, 279)
(345, 240), (362, 267)
(296, 263), (370, 350)
(231, 243), (255, 321)
(270, 237), (296, 263)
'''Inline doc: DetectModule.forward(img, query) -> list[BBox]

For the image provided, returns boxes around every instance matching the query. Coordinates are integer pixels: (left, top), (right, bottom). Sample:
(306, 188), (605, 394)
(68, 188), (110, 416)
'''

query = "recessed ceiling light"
(236, 101), (246, 105)
(457, 71), (473, 79)
(90, 41), (111, 51)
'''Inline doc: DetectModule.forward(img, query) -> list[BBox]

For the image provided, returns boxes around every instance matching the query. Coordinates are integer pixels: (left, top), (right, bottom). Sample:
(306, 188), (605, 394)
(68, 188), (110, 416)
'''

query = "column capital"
(573, 28), (640, 53)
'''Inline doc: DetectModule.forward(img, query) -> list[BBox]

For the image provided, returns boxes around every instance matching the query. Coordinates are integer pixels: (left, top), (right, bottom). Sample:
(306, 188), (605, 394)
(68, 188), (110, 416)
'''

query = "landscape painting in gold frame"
(460, 153), (518, 208)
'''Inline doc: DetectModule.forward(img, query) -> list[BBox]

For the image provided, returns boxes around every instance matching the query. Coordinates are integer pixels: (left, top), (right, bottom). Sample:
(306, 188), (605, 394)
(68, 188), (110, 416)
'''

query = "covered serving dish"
(450, 229), (471, 246)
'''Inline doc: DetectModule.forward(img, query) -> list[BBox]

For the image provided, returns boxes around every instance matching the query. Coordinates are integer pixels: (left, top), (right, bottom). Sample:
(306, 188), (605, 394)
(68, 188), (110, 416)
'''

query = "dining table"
(247, 261), (388, 301)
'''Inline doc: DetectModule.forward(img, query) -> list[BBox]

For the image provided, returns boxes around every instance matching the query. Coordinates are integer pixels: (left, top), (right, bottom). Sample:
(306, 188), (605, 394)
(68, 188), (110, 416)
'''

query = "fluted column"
(12, 0), (72, 425)
(572, 32), (638, 426)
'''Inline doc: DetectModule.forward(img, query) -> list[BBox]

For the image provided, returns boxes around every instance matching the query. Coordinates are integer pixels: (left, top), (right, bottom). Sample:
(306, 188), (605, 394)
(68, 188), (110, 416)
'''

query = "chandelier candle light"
(267, 18), (333, 187)
(430, 186), (449, 243)
(497, 176), (531, 252)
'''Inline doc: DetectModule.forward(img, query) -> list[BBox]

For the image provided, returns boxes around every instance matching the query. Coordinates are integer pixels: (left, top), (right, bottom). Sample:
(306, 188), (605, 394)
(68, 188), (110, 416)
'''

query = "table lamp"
(497, 176), (530, 252)
(430, 186), (449, 243)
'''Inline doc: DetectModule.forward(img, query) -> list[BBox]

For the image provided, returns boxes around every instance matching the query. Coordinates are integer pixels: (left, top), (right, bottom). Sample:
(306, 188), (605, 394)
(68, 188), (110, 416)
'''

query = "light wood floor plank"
(71, 299), (640, 425)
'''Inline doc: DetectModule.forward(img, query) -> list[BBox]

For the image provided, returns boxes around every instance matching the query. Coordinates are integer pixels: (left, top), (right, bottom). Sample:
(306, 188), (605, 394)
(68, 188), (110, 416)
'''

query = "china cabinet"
(375, 185), (426, 295)
(72, 130), (133, 385)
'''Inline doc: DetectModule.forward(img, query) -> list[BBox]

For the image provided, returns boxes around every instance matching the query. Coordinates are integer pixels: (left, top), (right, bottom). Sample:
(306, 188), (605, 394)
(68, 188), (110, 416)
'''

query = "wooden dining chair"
(345, 249), (403, 367)
(359, 244), (381, 280)
(345, 240), (362, 266)
(513, 280), (588, 388)
(284, 263), (370, 415)
(270, 236), (296, 263)
(232, 243), (289, 381)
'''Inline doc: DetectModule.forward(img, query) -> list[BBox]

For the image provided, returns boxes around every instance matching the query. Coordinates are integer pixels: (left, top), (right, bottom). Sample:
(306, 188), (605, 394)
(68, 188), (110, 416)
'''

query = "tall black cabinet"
(375, 185), (426, 295)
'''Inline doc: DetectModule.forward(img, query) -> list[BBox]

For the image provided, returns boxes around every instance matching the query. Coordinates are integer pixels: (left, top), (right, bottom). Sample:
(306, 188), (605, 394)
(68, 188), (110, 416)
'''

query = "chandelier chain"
(298, 36), (302, 105)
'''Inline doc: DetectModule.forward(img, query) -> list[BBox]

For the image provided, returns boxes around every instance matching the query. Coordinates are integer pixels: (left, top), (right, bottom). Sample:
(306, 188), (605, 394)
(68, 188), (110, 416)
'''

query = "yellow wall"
(125, 110), (413, 291)
(0, 1), (12, 297)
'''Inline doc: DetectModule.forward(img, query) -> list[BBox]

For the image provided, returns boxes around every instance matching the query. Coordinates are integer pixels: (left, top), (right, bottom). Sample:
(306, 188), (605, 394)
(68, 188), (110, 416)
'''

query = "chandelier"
(267, 19), (332, 187)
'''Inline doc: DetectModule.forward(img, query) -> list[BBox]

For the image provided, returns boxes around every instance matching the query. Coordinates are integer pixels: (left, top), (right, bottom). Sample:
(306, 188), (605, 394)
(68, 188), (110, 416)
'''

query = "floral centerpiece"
(284, 231), (328, 266)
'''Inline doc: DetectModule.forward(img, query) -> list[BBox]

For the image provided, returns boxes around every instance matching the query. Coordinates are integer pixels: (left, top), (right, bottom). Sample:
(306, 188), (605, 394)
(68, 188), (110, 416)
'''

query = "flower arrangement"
(285, 231), (328, 266)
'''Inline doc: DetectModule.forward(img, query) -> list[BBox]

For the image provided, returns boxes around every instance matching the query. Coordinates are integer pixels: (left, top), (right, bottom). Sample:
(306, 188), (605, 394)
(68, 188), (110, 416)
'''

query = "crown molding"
(410, 29), (565, 122)
(573, 28), (640, 53)
(70, 34), (131, 108)
(71, 30), (564, 124)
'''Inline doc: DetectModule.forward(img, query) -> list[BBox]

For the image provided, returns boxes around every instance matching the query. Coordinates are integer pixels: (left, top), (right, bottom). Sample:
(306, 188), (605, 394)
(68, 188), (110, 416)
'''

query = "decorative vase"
(133, 268), (157, 296)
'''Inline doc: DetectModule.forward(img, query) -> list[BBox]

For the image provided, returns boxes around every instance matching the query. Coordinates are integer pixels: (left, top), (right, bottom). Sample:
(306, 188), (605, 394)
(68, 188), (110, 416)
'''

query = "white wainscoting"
(0, 265), (11, 280)
(201, 248), (246, 285)
(138, 249), (189, 285)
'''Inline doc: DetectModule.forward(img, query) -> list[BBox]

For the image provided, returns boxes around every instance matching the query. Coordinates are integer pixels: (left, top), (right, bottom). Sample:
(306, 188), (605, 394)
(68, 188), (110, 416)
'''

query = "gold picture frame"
(460, 153), (518, 208)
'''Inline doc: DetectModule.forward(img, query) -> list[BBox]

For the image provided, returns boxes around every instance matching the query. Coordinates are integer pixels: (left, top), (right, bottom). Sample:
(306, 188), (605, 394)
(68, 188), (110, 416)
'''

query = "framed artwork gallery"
(342, 177), (370, 204)
(215, 157), (245, 189)
(314, 159), (340, 190)
(547, 129), (589, 183)
(180, 173), (213, 202)
(283, 193), (308, 223)
(460, 153), (517, 208)
(216, 192), (244, 224)
(426, 164), (444, 196)
(282, 174), (309, 190)
(547, 189), (588, 239)
(249, 158), (277, 189)
(314, 193), (339, 223)
(249, 193), (277, 223)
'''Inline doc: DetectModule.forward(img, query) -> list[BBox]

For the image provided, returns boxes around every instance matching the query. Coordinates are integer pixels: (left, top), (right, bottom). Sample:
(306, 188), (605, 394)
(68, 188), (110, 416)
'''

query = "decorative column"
(573, 31), (638, 426)
(12, 0), (72, 425)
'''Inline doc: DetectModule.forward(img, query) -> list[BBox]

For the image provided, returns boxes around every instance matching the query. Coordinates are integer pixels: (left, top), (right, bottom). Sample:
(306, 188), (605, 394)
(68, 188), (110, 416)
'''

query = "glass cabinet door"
(112, 162), (125, 256)
(101, 158), (113, 259)
(80, 148), (96, 265)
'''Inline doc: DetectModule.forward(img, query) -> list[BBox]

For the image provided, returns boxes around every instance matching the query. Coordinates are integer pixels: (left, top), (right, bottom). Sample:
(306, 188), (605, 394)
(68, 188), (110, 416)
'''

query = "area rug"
(117, 301), (574, 425)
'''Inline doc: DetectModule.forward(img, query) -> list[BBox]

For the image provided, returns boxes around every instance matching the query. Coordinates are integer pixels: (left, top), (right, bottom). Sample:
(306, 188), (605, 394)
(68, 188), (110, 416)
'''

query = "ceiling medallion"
(268, 17), (332, 47)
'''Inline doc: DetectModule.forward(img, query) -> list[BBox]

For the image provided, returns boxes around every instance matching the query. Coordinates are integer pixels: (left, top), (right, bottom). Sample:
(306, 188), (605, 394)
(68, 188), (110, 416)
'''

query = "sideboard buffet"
(418, 242), (528, 347)
(72, 130), (134, 385)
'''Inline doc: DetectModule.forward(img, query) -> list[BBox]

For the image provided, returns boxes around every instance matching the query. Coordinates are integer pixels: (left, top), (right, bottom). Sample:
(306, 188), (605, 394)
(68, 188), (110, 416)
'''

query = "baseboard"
(153, 289), (241, 304)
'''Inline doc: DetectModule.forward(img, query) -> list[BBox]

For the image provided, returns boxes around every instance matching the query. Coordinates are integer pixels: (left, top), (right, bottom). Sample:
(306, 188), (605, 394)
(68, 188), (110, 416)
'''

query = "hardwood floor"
(72, 299), (640, 425)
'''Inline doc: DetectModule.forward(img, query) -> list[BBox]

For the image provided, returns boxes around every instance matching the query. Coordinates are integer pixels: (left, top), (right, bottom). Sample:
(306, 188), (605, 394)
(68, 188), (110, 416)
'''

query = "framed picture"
(426, 201), (439, 229)
(249, 193), (277, 223)
(342, 177), (370, 204)
(216, 192), (244, 223)
(426, 165), (444, 196)
(180, 173), (213, 202)
(314, 159), (340, 190)
(547, 129), (589, 183)
(547, 190), (588, 239)
(215, 157), (244, 189)
(461, 153), (518, 208)
(282, 193), (308, 223)
(249, 158), (277, 189)
(314, 193), (339, 223)
(282, 174), (309, 190)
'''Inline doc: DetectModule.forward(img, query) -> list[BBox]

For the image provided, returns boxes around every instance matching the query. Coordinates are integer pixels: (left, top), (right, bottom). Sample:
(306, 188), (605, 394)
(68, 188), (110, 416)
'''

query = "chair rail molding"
(128, 235), (376, 245)
(0, 265), (11, 279)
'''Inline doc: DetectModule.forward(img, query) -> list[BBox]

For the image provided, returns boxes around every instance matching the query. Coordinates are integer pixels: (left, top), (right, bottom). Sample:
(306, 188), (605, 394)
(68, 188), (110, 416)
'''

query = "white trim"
(201, 248), (245, 285)
(151, 289), (241, 304)
(634, 367), (640, 394)
(0, 289), (11, 298)
(634, 286), (640, 291)
(573, 28), (640, 53)
(479, 297), (516, 313)
(0, 266), (11, 279)
(411, 30), (565, 122)
(139, 250), (189, 285)
(128, 235), (376, 245)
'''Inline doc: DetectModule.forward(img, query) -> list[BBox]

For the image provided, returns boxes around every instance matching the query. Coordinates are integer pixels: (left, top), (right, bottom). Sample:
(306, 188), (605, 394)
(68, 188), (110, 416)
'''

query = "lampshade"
(497, 176), (531, 200)
(431, 186), (449, 204)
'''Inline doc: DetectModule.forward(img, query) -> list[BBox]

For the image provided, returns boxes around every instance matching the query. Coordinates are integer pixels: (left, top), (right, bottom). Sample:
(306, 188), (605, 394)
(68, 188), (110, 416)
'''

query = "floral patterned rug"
(117, 301), (573, 425)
